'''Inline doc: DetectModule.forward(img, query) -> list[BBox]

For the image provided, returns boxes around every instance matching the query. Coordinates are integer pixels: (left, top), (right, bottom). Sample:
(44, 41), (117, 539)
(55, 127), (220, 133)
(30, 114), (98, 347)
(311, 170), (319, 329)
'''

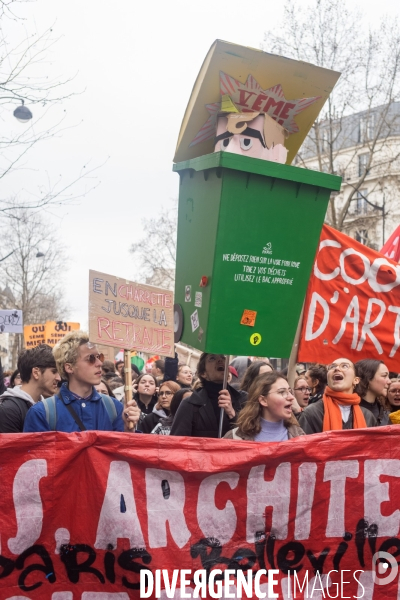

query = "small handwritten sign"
(88, 270), (174, 357)
(0, 310), (23, 334)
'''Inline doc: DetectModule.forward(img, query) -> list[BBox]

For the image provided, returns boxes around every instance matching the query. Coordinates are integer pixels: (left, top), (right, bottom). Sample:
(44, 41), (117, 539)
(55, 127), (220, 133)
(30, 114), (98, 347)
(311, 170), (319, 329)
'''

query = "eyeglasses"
(158, 390), (173, 397)
(294, 387), (311, 393)
(267, 388), (294, 399)
(327, 362), (352, 371)
(389, 389), (400, 395)
(84, 353), (104, 364)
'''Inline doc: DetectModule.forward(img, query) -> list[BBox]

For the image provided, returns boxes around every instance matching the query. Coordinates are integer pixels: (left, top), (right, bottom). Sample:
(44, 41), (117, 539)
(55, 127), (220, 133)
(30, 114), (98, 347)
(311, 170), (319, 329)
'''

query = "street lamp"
(13, 100), (33, 123)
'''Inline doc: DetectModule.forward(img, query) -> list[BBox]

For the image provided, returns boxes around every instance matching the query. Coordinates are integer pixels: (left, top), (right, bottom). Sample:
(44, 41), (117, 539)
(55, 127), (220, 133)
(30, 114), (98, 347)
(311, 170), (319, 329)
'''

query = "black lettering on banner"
(0, 555), (15, 579)
(117, 548), (152, 590)
(333, 540), (349, 571)
(254, 531), (266, 571)
(224, 548), (256, 577)
(104, 551), (116, 583)
(266, 533), (276, 569)
(276, 541), (305, 574)
(190, 538), (230, 578)
(355, 518), (368, 567)
(367, 523), (378, 557)
(60, 544), (105, 584)
(16, 545), (55, 592)
(379, 538), (400, 565)
(306, 547), (330, 574)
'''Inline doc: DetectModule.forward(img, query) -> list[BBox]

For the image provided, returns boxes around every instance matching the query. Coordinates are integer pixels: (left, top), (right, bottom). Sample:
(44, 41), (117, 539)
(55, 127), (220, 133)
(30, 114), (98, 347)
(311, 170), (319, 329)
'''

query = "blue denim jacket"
(23, 382), (124, 433)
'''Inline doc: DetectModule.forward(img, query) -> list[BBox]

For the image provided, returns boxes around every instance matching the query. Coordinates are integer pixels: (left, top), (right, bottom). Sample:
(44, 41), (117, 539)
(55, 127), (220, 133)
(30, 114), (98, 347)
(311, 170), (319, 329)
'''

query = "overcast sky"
(2, 0), (399, 328)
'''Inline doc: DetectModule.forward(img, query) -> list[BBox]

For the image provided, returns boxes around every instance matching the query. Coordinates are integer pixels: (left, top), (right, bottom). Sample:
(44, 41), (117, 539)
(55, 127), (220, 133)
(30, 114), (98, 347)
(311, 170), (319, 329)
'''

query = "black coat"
(170, 385), (247, 438)
(140, 409), (168, 433)
(0, 358), (5, 395)
(360, 398), (390, 426)
(0, 396), (32, 433)
(299, 399), (377, 434)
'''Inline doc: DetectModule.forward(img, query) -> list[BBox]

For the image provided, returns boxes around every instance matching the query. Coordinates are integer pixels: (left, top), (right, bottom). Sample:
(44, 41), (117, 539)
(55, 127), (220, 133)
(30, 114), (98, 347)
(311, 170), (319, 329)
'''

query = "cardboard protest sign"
(96, 343), (118, 362)
(44, 321), (80, 347)
(24, 322), (80, 348)
(0, 309), (23, 333)
(24, 323), (46, 347)
(298, 225), (400, 370)
(89, 270), (174, 357)
(1, 429), (400, 598)
(174, 40), (340, 165)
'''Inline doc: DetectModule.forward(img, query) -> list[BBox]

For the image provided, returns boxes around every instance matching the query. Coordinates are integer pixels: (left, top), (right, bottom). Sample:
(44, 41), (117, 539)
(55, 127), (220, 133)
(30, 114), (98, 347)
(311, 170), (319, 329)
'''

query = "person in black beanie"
(170, 353), (247, 438)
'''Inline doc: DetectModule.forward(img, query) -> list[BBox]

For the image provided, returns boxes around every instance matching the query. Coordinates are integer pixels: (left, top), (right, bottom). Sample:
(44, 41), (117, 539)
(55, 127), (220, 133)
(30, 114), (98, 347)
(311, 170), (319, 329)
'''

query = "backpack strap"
(100, 394), (117, 424)
(42, 393), (117, 429)
(41, 396), (57, 431)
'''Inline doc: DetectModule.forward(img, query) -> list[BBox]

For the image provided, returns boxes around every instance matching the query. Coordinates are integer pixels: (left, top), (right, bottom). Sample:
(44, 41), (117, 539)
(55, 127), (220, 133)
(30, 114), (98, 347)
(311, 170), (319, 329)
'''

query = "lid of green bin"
(174, 40), (341, 166)
(174, 151), (342, 192)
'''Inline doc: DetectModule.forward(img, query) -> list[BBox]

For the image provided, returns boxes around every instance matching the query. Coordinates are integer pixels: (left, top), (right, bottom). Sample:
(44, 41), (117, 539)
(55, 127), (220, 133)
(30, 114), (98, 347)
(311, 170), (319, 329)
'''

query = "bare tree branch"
(263, 0), (400, 245)
(130, 202), (177, 290)
(0, 2), (101, 219)
(0, 207), (68, 323)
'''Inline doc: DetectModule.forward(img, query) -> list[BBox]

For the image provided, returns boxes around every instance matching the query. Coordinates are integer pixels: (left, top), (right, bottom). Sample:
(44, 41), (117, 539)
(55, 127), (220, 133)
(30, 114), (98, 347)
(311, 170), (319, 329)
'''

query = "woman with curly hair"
(355, 359), (391, 426)
(224, 371), (304, 442)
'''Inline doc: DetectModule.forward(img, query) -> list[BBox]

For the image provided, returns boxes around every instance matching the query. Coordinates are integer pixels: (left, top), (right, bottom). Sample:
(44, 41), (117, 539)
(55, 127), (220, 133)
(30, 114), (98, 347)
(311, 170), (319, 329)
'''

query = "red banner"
(381, 225), (400, 263)
(298, 225), (400, 370)
(1, 430), (400, 599)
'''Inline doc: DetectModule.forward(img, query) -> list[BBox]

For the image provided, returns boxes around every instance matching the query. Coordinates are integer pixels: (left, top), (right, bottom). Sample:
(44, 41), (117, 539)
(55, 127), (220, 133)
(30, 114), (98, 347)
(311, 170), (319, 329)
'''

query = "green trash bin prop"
(173, 40), (342, 358)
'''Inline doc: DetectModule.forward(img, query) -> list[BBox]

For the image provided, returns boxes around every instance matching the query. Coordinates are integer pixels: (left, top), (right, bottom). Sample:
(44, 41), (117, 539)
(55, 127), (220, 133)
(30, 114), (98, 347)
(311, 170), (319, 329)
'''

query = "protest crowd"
(1, 329), (399, 440)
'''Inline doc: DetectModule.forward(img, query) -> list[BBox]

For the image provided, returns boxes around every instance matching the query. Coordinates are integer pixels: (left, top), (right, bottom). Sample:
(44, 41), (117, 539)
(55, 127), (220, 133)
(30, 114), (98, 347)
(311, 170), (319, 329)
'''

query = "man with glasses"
(24, 330), (140, 433)
(298, 358), (377, 434)
(292, 376), (312, 416)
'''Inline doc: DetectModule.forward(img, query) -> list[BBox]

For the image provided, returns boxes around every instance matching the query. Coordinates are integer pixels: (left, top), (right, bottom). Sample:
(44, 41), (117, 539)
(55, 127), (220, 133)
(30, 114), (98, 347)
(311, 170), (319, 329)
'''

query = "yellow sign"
(88, 270), (174, 357)
(24, 324), (46, 348)
(250, 333), (262, 346)
(174, 40), (341, 165)
(44, 322), (80, 347)
(24, 321), (80, 348)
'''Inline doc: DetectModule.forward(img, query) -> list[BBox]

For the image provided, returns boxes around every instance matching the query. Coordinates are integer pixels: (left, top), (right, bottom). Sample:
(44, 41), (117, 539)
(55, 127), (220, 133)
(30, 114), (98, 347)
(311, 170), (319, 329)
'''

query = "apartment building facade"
(297, 102), (400, 250)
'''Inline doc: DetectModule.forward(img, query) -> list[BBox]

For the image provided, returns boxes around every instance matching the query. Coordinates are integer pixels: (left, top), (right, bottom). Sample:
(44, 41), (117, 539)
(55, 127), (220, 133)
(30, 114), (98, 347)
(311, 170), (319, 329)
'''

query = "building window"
(359, 114), (374, 143)
(355, 229), (369, 245)
(358, 153), (370, 177)
(356, 189), (369, 215)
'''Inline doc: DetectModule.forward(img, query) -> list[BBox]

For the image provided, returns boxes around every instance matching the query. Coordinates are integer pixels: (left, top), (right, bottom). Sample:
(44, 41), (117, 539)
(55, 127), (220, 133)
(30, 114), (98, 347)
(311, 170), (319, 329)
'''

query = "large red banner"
(298, 225), (400, 370)
(1, 430), (400, 599)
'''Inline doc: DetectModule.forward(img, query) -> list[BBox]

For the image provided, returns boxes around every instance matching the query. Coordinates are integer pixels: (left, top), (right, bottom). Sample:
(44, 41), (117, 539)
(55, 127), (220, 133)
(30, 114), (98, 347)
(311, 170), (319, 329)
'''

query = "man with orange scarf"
(298, 358), (377, 434)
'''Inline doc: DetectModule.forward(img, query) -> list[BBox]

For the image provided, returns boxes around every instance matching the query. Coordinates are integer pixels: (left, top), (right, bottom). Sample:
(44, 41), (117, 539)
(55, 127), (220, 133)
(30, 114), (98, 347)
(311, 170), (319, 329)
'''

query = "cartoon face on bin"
(214, 112), (288, 164)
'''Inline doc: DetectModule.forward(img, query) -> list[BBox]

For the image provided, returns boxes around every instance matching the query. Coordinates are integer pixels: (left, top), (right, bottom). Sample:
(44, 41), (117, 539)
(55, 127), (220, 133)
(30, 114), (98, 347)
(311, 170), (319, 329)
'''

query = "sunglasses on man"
(84, 353), (104, 364)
